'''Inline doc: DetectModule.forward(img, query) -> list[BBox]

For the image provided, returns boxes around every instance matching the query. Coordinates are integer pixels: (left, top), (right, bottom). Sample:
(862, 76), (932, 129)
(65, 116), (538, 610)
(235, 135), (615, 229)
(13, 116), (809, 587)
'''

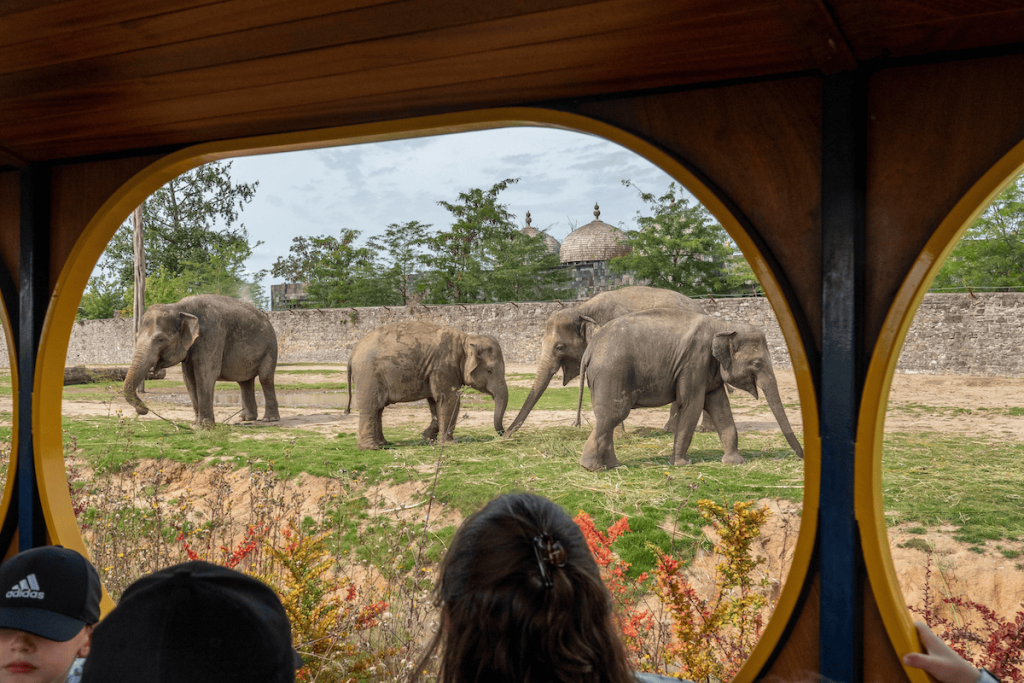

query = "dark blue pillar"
(819, 71), (866, 683)
(17, 165), (50, 551)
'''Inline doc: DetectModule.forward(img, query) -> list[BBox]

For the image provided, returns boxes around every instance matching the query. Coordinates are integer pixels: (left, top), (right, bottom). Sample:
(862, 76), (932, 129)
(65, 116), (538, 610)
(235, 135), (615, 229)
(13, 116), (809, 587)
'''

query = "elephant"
(345, 321), (509, 450)
(574, 307), (803, 470)
(123, 294), (280, 427)
(505, 285), (705, 436)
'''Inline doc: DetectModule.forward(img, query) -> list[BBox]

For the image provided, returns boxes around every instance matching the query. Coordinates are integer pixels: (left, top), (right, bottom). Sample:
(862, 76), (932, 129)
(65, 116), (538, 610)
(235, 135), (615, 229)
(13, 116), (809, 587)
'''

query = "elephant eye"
(554, 343), (566, 352)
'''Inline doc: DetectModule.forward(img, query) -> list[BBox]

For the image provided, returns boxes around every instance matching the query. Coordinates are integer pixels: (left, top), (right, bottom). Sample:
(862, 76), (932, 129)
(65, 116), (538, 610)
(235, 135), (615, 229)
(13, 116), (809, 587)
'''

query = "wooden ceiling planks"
(1, 0), (821, 164)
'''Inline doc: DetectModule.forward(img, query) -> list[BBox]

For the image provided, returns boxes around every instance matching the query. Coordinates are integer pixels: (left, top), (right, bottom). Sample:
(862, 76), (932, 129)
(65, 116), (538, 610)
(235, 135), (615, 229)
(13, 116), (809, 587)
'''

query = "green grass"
(881, 432), (1024, 544)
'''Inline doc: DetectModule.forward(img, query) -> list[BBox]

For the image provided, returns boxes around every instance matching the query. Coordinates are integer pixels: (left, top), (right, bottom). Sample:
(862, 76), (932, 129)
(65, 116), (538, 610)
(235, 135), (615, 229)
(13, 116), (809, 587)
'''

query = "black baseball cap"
(0, 546), (101, 642)
(82, 561), (301, 683)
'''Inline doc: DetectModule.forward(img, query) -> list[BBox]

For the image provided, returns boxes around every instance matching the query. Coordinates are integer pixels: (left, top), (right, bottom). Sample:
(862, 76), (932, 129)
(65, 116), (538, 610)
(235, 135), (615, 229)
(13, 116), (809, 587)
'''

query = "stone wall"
(10, 293), (1024, 375)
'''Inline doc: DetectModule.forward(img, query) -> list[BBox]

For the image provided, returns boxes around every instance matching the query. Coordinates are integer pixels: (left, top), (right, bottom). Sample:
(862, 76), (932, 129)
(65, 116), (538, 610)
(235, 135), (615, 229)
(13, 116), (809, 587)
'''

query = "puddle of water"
(162, 391), (355, 409)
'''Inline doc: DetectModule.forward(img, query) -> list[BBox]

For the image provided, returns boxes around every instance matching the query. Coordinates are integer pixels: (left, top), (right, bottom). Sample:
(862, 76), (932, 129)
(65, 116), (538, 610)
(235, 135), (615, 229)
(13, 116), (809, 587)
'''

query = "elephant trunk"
(123, 343), (158, 416)
(758, 373), (804, 458)
(504, 356), (559, 436)
(492, 382), (508, 435)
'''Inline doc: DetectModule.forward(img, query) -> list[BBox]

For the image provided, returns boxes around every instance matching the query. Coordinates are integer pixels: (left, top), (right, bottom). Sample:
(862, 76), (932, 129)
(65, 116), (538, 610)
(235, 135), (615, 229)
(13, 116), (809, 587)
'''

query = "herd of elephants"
(120, 286), (804, 471)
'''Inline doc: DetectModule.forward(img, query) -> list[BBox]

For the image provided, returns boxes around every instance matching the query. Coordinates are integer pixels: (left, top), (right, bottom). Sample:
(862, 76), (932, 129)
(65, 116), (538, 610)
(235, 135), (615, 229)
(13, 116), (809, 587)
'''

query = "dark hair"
(410, 492), (636, 683)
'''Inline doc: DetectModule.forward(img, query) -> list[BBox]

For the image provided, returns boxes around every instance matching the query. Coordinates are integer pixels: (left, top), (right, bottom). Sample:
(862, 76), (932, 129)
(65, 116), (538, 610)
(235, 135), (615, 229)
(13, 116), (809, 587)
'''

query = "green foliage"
(610, 181), (748, 297)
(419, 179), (570, 303)
(302, 229), (397, 308)
(365, 221), (432, 305)
(275, 224), (431, 307)
(933, 173), (1024, 291)
(77, 274), (129, 320)
(91, 161), (265, 313)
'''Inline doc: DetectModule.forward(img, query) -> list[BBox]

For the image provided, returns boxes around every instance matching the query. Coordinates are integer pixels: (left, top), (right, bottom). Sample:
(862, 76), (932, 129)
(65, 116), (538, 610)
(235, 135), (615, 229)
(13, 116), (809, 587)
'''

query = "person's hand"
(903, 621), (982, 683)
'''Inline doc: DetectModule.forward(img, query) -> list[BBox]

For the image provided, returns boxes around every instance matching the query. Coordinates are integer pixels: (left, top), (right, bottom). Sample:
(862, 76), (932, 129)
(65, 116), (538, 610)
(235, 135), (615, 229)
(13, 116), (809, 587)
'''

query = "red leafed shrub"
(912, 557), (1024, 682)
(573, 511), (656, 665)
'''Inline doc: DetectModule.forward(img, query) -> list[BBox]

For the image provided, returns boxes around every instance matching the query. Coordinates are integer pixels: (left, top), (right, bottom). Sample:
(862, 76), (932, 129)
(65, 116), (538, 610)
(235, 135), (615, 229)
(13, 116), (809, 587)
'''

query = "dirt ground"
(27, 364), (1024, 621)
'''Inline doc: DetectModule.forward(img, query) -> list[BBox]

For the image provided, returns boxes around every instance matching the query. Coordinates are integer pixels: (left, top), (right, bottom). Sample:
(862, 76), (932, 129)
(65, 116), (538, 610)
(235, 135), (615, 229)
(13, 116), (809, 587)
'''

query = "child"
(410, 492), (677, 683)
(81, 560), (300, 683)
(0, 546), (101, 683)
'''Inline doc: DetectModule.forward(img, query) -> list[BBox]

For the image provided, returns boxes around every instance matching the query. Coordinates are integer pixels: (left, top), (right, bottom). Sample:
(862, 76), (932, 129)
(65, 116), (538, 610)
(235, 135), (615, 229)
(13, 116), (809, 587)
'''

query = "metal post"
(819, 70), (866, 683)
(17, 165), (50, 551)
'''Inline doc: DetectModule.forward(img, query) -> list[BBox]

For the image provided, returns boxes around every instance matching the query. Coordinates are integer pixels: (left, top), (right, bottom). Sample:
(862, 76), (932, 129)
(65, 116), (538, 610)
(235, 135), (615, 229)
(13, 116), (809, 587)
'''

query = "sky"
(219, 126), (692, 295)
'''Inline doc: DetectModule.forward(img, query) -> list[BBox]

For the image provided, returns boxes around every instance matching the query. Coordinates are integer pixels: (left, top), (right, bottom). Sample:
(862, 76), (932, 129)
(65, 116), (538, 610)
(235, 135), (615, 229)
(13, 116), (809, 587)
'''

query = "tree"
(420, 180), (519, 303)
(932, 173), (1024, 291)
(87, 160), (264, 316)
(365, 221), (431, 305)
(419, 179), (569, 303)
(609, 181), (739, 296)
(294, 230), (395, 308)
(487, 229), (571, 301)
(77, 274), (129, 320)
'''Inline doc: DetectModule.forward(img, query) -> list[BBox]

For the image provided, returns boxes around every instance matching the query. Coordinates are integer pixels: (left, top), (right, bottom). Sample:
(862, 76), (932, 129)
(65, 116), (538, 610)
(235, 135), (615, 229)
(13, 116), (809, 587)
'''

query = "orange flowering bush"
(573, 511), (657, 665)
(654, 499), (771, 682)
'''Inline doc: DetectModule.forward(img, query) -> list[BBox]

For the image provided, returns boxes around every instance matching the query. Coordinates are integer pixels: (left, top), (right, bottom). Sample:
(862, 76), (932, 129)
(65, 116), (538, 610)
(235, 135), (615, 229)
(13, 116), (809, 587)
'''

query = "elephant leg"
(422, 398), (440, 441)
(437, 393), (461, 442)
(705, 385), (743, 465)
(194, 375), (218, 427)
(581, 392), (627, 470)
(238, 378), (259, 421)
(259, 356), (280, 422)
(358, 406), (388, 450)
(665, 402), (715, 433)
(669, 399), (704, 466)
(182, 362), (200, 424)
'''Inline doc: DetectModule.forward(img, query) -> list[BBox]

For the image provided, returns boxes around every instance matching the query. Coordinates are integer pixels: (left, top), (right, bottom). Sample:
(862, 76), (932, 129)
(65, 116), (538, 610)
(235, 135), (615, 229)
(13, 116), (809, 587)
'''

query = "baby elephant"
(346, 321), (509, 450)
(575, 307), (803, 470)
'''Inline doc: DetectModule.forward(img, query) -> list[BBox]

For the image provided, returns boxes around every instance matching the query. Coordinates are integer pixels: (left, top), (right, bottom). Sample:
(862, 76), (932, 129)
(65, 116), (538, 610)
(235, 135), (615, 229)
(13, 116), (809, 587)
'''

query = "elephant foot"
(134, 406), (149, 416)
(357, 438), (388, 450)
(193, 419), (216, 430)
(670, 456), (692, 466)
(722, 453), (746, 465)
(579, 453), (621, 471)
(421, 427), (440, 441)
(261, 413), (280, 422)
(696, 422), (716, 434)
(240, 412), (258, 422)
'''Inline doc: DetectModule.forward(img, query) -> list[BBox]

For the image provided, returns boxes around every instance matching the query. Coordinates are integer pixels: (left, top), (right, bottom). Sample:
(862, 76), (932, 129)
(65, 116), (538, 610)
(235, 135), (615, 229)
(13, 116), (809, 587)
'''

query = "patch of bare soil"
(15, 363), (1024, 622)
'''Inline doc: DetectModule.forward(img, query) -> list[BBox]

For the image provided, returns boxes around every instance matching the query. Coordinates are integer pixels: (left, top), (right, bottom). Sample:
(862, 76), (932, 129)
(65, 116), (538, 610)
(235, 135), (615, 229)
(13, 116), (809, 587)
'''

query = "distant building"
(558, 204), (641, 298)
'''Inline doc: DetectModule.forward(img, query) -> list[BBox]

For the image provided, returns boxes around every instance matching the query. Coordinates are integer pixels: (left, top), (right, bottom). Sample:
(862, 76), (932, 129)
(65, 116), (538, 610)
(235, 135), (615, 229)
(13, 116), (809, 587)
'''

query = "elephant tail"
(574, 355), (588, 428)
(345, 359), (353, 415)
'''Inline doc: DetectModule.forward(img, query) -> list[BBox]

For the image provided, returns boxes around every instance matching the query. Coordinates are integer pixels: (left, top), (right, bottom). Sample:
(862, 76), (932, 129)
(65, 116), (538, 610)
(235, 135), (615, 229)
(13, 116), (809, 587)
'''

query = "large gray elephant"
(505, 286), (704, 435)
(574, 307), (803, 470)
(123, 294), (280, 427)
(345, 321), (508, 450)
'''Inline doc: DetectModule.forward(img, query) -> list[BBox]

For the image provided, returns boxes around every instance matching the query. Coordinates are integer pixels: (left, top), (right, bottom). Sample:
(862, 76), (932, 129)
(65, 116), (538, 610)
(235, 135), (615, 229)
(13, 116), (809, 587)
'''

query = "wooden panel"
(833, 1), (1024, 61)
(570, 78), (824, 356)
(763, 572), (820, 679)
(0, 0), (821, 163)
(863, 578), (909, 683)
(0, 0), (380, 69)
(864, 53), (1024, 354)
(48, 155), (165, 292)
(0, 172), (19, 284)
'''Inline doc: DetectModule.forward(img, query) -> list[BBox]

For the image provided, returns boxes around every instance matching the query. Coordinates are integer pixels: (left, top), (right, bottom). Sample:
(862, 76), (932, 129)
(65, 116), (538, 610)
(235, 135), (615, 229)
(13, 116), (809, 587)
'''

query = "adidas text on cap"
(0, 546), (101, 641)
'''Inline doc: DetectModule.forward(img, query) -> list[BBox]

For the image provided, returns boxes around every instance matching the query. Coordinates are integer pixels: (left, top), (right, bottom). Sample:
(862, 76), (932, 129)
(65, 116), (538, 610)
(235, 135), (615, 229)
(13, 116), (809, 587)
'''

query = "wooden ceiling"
(3, 0), (1024, 168)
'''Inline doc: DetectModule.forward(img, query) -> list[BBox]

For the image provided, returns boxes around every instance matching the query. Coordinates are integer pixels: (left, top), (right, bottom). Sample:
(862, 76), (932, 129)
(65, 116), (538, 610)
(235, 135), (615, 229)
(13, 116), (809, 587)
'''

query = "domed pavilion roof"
(520, 211), (560, 255)
(559, 204), (632, 264)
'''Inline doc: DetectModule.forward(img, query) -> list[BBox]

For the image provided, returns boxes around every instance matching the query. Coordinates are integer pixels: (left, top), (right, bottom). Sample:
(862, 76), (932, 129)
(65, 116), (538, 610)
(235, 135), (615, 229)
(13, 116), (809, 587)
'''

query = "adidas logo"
(6, 574), (44, 599)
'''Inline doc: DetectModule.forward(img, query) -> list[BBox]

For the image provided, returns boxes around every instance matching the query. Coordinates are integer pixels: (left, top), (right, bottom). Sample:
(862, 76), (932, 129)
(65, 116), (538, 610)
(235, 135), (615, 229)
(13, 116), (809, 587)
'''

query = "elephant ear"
(712, 331), (736, 372)
(179, 312), (200, 351)
(578, 315), (600, 343)
(464, 340), (481, 380)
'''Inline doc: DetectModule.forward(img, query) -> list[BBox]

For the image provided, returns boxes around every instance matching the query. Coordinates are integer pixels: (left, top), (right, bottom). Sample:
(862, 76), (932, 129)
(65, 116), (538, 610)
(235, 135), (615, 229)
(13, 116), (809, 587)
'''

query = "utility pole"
(132, 205), (146, 393)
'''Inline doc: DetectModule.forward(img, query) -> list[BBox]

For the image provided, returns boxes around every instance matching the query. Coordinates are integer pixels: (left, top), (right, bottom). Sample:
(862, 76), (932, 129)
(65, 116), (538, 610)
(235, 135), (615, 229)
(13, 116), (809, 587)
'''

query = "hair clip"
(533, 533), (567, 590)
